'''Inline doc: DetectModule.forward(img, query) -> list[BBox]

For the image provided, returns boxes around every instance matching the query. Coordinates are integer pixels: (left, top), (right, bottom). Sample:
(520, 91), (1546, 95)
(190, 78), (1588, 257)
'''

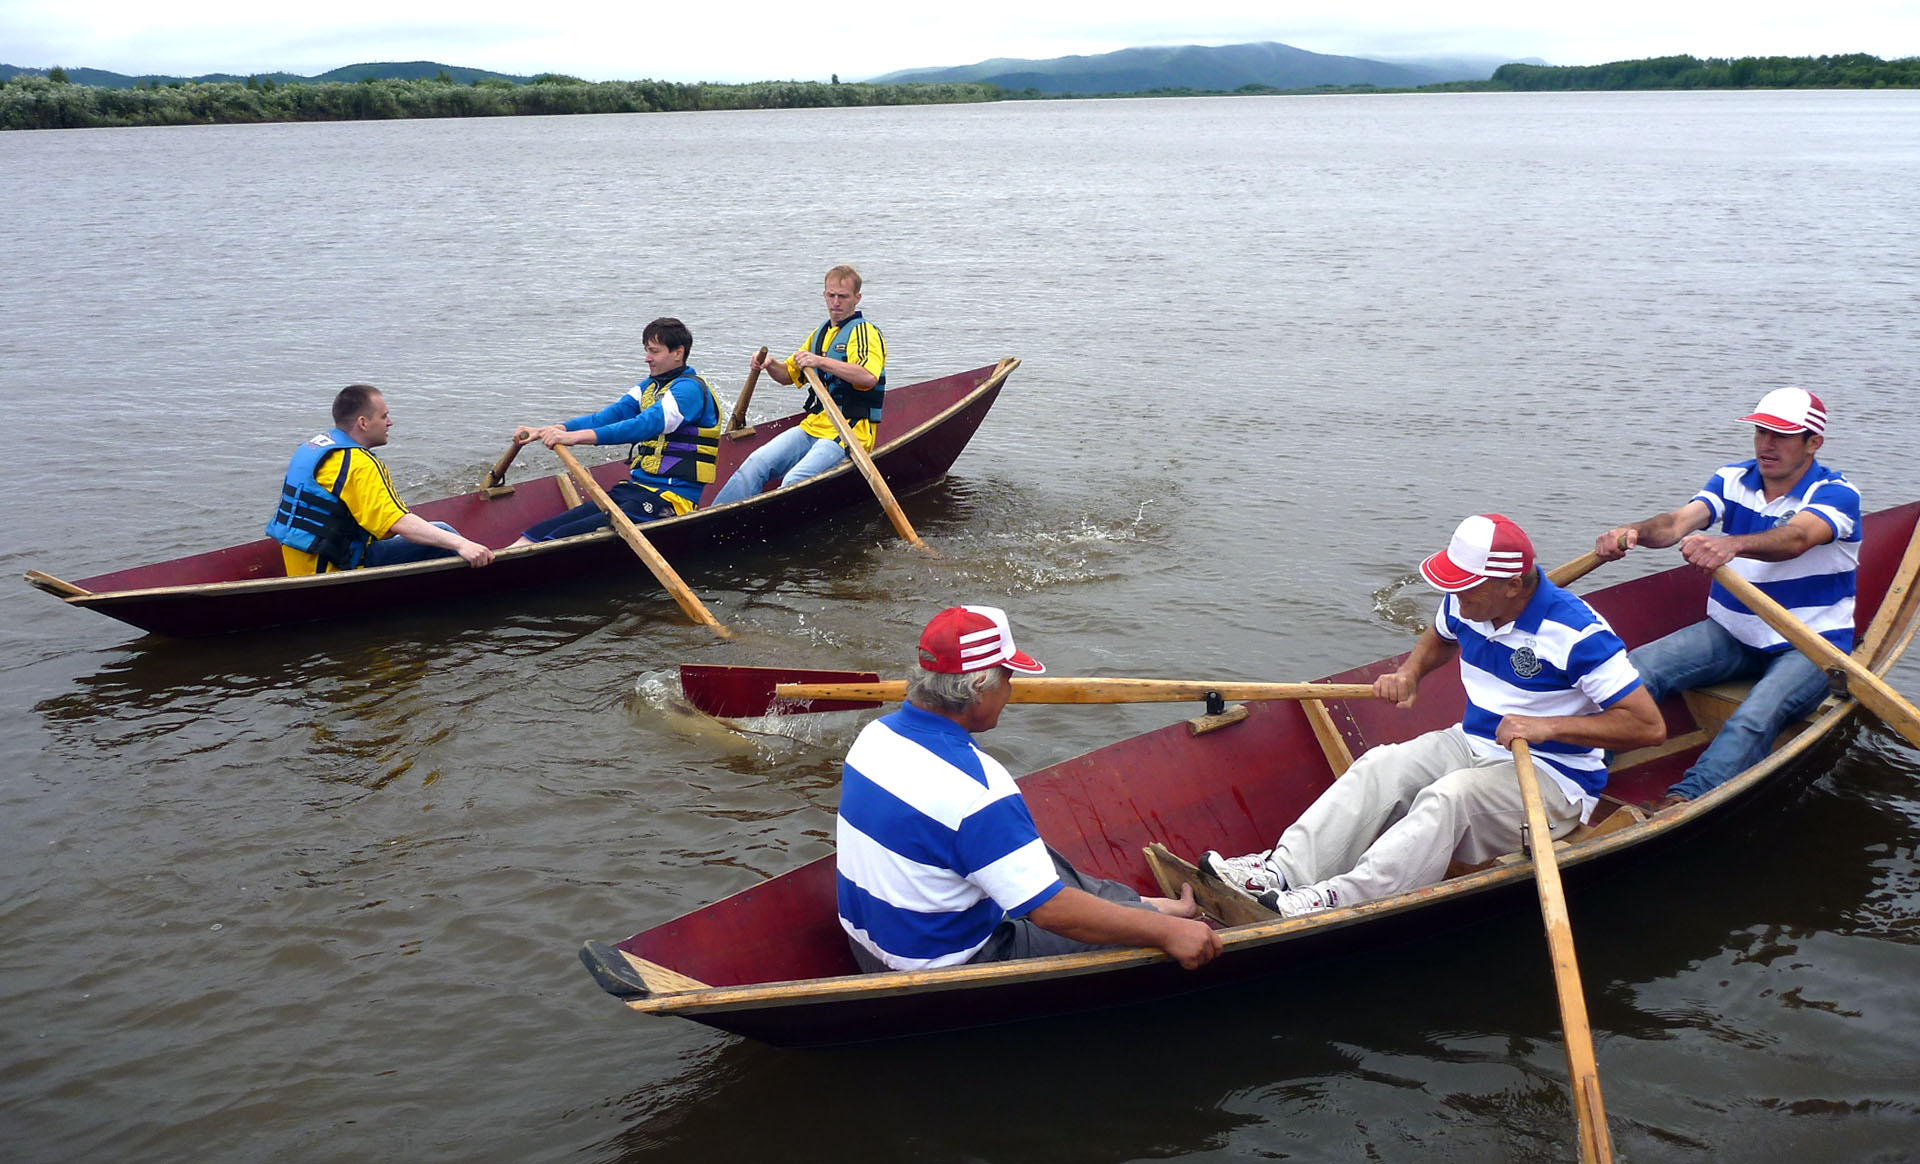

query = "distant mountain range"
(3, 43), (1543, 94)
(0, 60), (531, 89)
(869, 41), (1541, 92)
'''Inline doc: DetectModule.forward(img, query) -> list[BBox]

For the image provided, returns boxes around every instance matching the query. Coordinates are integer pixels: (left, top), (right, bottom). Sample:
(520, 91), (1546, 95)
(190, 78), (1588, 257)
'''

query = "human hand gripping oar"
(1711, 566), (1920, 750)
(725, 346), (770, 438)
(801, 366), (932, 554)
(549, 444), (732, 639)
(1510, 739), (1615, 1164)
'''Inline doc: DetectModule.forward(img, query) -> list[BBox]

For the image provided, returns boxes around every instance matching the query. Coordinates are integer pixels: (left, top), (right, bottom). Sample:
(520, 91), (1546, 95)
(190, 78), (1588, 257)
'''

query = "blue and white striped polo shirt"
(1695, 459), (1861, 653)
(836, 704), (1063, 971)
(1435, 573), (1644, 819)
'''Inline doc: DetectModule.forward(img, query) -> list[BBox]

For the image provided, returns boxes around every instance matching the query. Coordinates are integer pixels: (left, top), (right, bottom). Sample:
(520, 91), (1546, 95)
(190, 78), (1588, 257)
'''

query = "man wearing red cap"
(1203, 514), (1665, 918)
(835, 605), (1221, 972)
(1594, 387), (1862, 807)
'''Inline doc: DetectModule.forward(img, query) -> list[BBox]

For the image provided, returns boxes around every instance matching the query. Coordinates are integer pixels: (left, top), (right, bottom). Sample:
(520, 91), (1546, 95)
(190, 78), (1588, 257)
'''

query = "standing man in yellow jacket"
(711, 265), (886, 505)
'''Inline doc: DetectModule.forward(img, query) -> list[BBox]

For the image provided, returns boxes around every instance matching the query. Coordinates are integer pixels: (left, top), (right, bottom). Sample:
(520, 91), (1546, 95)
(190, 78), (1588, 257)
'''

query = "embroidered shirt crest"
(1510, 644), (1542, 679)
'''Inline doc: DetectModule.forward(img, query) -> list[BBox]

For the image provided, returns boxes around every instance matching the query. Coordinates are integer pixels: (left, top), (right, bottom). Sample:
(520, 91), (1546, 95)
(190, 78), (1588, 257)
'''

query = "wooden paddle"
(801, 366), (931, 554)
(680, 547), (1617, 717)
(724, 346), (771, 438)
(1510, 739), (1614, 1164)
(1711, 565), (1920, 750)
(479, 435), (528, 494)
(1548, 551), (1605, 588)
(679, 663), (1371, 718)
(550, 445), (731, 639)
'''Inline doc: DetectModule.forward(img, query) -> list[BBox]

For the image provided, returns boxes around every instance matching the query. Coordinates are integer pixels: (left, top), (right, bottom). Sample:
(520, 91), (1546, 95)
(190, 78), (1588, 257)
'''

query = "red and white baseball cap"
(1740, 387), (1826, 435)
(1420, 514), (1536, 594)
(917, 605), (1046, 675)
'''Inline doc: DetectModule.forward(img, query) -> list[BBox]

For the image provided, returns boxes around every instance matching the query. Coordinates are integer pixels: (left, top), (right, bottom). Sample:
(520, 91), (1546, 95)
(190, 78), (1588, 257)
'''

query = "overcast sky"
(5, 1), (1917, 81)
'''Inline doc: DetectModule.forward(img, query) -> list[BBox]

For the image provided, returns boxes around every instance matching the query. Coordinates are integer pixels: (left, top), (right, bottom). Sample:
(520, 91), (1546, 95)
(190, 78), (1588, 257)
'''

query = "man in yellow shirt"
(266, 384), (493, 576)
(710, 265), (887, 505)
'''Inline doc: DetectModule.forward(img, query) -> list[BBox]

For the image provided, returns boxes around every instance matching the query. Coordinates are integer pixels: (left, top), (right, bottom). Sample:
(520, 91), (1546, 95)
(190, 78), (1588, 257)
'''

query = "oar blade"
(679, 664), (882, 718)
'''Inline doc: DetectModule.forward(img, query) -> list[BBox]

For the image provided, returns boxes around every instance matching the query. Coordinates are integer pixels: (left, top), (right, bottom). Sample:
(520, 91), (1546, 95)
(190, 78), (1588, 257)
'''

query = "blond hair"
(824, 264), (863, 292)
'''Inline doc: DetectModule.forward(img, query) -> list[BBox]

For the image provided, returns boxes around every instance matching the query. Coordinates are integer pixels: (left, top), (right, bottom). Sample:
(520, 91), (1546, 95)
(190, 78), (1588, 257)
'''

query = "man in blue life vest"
(835, 605), (1221, 973)
(507, 317), (724, 545)
(710, 265), (886, 506)
(1593, 387), (1862, 808)
(267, 384), (493, 576)
(1203, 514), (1666, 919)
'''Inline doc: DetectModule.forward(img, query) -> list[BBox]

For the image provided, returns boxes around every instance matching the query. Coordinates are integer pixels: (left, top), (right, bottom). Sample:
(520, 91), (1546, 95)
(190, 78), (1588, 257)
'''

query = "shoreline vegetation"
(5, 53), (1917, 131)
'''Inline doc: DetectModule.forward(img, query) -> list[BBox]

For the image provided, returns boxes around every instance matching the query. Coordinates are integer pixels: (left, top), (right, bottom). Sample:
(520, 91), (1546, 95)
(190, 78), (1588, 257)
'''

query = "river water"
(2, 90), (1917, 1162)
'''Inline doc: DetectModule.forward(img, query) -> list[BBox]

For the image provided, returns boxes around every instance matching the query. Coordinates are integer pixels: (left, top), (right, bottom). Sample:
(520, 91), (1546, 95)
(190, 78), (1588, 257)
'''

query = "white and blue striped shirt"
(1435, 573), (1644, 819)
(1695, 459), (1861, 653)
(836, 704), (1063, 971)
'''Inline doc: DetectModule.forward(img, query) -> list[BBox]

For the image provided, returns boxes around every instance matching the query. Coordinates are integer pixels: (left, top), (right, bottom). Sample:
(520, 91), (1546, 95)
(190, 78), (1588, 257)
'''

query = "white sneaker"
(1201, 850), (1285, 898)
(1260, 884), (1336, 918)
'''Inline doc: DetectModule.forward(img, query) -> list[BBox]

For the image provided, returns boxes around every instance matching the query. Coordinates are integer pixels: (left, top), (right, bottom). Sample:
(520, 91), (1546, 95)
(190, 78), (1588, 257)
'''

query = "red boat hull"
(607, 501), (1920, 1045)
(51, 364), (1009, 636)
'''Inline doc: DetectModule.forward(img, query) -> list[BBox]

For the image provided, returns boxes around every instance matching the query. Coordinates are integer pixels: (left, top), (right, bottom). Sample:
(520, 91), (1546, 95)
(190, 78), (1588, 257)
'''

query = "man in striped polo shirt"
(1594, 387), (1862, 807)
(835, 605), (1221, 973)
(1204, 514), (1666, 918)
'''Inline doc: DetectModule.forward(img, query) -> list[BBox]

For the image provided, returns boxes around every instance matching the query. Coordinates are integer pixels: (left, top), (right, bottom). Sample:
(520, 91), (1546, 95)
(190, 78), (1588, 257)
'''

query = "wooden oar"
(724, 346), (770, 438)
(801, 367), (931, 554)
(1712, 565), (1920, 750)
(1510, 739), (1614, 1164)
(551, 445), (731, 639)
(679, 663), (1371, 718)
(479, 435), (529, 494)
(1548, 551), (1605, 588)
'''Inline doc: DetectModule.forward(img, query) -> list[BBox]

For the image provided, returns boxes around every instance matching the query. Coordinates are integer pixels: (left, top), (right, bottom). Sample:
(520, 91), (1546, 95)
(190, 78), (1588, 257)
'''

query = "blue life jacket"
(803, 313), (885, 423)
(628, 370), (724, 487)
(265, 428), (374, 571)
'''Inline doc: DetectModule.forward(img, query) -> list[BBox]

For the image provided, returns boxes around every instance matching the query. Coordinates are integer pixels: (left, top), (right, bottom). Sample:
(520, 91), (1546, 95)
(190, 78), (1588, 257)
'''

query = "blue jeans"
(710, 426), (848, 506)
(362, 521), (460, 567)
(1631, 619), (1833, 800)
(519, 481), (681, 542)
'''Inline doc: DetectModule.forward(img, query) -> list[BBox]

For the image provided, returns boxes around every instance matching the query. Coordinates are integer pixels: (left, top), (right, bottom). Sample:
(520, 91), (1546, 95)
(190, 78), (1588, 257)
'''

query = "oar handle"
(551, 445), (731, 639)
(801, 366), (930, 553)
(1510, 739), (1614, 1163)
(726, 346), (770, 436)
(1711, 565), (1920, 749)
(772, 678), (1377, 704)
(1547, 551), (1606, 587)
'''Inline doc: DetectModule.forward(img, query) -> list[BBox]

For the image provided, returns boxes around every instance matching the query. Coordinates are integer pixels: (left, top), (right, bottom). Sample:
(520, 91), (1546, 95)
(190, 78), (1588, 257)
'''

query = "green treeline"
(0, 73), (1000, 131)
(1487, 53), (1920, 90)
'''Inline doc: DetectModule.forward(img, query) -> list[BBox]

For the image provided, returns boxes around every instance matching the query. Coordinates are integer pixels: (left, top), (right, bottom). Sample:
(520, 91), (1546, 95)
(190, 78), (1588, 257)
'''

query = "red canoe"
(24, 360), (1017, 637)
(580, 501), (1920, 1047)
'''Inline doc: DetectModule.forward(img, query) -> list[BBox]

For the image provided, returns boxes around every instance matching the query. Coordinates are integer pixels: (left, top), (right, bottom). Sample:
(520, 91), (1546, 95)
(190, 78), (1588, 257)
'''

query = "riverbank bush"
(0, 74), (1002, 130)
(1488, 53), (1920, 90)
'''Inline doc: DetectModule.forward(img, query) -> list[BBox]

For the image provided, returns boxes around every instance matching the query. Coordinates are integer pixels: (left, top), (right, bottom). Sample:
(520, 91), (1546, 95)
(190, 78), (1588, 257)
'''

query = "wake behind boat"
(24, 360), (1016, 637)
(578, 501), (1920, 1047)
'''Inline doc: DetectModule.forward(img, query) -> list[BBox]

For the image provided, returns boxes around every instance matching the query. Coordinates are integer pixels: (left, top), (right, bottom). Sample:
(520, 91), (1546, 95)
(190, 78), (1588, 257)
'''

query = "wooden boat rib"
(23, 360), (1017, 636)
(585, 501), (1920, 1047)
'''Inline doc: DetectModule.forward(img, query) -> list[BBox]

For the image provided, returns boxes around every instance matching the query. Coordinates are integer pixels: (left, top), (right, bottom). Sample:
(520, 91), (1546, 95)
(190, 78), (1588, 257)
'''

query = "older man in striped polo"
(834, 605), (1221, 973)
(1204, 514), (1667, 918)
(1594, 387), (1862, 808)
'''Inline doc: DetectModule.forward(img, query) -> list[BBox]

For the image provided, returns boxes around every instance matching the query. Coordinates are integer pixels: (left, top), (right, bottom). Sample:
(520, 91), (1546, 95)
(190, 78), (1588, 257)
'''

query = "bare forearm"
(1500, 689), (1665, 751)
(1027, 888), (1219, 968)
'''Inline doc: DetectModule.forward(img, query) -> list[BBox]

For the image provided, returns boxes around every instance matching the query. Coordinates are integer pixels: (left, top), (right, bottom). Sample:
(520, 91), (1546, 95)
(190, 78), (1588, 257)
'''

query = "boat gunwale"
(616, 683), (1873, 1019)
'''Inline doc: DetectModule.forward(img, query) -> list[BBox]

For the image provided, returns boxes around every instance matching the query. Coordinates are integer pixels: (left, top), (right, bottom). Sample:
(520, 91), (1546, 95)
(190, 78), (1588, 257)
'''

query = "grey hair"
(905, 660), (1008, 714)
